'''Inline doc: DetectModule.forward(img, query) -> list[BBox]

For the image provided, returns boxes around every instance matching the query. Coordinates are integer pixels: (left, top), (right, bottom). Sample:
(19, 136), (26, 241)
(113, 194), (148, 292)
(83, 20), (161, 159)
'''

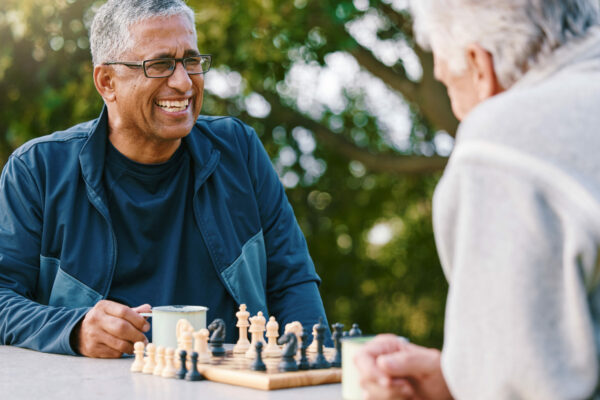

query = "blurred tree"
(0, 0), (454, 347)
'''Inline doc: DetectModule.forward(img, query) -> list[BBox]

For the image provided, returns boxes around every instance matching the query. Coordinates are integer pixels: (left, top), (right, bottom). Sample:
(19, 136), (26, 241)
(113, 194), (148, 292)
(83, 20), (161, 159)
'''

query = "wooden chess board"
(195, 348), (341, 390)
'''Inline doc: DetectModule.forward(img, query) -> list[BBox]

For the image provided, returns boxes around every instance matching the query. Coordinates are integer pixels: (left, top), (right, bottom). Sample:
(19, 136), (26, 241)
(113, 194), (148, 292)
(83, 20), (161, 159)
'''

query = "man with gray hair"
(0, 0), (329, 358)
(356, 0), (600, 399)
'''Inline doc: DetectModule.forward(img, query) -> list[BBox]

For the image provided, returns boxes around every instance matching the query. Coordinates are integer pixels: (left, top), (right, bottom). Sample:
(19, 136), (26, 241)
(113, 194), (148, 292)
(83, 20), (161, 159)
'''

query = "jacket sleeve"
(434, 150), (600, 400)
(243, 124), (331, 338)
(0, 155), (89, 355)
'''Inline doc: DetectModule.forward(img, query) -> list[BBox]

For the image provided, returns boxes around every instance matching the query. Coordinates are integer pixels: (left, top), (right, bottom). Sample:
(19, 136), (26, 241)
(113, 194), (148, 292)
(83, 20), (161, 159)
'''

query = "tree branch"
(261, 92), (448, 174)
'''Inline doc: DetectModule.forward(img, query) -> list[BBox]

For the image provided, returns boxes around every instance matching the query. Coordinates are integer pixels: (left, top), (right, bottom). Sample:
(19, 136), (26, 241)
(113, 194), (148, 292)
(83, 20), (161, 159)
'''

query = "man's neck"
(108, 132), (181, 164)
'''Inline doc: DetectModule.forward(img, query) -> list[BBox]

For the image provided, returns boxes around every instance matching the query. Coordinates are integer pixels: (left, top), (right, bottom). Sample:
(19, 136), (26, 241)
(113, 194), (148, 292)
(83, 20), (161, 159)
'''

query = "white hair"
(89, 0), (196, 66)
(410, 0), (600, 88)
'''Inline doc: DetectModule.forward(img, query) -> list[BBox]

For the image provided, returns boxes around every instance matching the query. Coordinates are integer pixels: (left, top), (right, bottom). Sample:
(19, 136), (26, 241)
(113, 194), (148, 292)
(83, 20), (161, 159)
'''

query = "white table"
(0, 346), (343, 400)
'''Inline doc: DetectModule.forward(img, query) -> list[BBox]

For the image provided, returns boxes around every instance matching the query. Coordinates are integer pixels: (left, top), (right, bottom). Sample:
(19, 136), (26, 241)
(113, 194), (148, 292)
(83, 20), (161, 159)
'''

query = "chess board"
(195, 348), (341, 390)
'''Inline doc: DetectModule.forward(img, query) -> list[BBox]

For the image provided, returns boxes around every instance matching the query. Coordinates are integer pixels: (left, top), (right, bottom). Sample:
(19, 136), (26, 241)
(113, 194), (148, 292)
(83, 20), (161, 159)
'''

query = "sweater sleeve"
(433, 145), (600, 400)
(0, 155), (89, 355)
(242, 124), (330, 339)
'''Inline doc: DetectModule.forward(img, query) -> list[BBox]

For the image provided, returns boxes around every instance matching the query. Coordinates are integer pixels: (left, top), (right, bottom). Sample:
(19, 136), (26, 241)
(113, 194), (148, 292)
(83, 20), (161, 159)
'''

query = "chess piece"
(250, 342), (267, 372)
(349, 323), (362, 337)
(142, 343), (156, 374)
(176, 350), (188, 379)
(277, 333), (299, 372)
(307, 323), (319, 353)
(207, 318), (226, 356)
(245, 311), (266, 359)
(298, 328), (310, 370)
(161, 348), (177, 378)
(182, 331), (194, 369)
(233, 304), (251, 354)
(185, 352), (205, 381)
(175, 318), (194, 369)
(193, 328), (211, 363)
(331, 323), (344, 367)
(284, 321), (304, 350)
(264, 316), (282, 358)
(310, 317), (331, 369)
(130, 341), (145, 372)
(153, 346), (165, 376)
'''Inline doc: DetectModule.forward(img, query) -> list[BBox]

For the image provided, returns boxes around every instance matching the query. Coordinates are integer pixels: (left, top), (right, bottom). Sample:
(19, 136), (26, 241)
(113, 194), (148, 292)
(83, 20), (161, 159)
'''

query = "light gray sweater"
(434, 28), (600, 399)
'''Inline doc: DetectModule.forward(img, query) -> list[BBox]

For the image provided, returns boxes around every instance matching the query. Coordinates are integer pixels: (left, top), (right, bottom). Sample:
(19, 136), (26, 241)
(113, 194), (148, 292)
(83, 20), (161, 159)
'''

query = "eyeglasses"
(103, 55), (212, 78)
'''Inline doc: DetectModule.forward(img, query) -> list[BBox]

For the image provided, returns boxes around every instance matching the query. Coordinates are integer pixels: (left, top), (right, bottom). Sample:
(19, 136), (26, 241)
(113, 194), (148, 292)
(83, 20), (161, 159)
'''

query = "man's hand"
(354, 334), (453, 400)
(73, 300), (151, 358)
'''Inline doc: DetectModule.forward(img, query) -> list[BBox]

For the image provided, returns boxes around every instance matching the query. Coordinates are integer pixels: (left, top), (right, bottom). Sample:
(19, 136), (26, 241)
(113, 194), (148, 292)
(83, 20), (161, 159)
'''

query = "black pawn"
(331, 323), (344, 367)
(176, 350), (188, 379)
(250, 342), (267, 372)
(348, 323), (362, 337)
(310, 317), (331, 369)
(185, 352), (205, 381)
(298, 328), (310, 370)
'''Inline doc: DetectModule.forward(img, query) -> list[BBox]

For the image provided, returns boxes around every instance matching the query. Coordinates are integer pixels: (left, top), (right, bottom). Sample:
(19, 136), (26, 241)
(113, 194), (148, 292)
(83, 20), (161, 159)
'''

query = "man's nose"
(167, 61), (193, 92)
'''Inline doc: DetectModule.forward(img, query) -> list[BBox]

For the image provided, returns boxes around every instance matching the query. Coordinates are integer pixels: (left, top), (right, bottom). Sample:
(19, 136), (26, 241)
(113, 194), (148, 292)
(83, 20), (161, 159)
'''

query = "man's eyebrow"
(148, 50), (202, 59)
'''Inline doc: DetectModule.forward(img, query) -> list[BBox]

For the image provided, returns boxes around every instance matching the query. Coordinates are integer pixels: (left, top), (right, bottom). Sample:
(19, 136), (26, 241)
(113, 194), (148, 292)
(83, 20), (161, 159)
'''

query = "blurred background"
(0, 0), (457, 348)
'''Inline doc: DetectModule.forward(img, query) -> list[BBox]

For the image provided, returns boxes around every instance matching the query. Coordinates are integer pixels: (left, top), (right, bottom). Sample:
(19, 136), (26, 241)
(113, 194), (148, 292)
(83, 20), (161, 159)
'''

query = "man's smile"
(154, 98), (190, 113)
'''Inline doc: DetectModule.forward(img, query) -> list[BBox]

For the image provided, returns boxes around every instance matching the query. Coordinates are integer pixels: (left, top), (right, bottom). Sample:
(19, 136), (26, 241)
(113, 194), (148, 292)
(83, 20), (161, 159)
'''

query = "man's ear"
(465, 43), (504, 101)
(93, 65), (117, 103)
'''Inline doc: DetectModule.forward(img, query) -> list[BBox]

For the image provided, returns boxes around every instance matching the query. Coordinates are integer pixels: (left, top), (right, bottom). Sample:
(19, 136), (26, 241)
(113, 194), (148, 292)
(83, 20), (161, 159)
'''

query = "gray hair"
(411, 0), (600, 88)
(89, 0), (196, 66)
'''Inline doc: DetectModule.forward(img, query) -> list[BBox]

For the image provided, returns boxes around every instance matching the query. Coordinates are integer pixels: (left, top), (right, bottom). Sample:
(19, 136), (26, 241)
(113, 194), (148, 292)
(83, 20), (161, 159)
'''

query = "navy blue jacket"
(0, 108), (327, 354)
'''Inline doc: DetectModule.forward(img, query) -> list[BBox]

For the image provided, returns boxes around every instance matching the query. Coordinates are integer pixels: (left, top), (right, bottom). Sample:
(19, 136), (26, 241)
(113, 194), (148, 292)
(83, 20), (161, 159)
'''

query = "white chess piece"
(245, 311), (267, 359)
(130, 341), (145, 372)
(175, 319), (194, 369)
(142, 343), (156, 374)
(153, 346), (165, 376)
(161, 347), (177, 378)
(264, 316), (282, 358)
(194, 328), (211, 363)
(233, 304), (251, 354)
(284, 321), (304, 349)
(182, 331), (193, 370)
(307, 323), (319, 353)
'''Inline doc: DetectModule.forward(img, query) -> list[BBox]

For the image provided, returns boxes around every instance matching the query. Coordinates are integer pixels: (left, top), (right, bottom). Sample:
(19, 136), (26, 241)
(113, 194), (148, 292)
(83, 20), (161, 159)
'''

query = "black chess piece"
(298, 328), (310, 370)
(348, 323), (362, 337)
(176, 350), (188, 379)
(185, 352), (205, 381)
(330, 323), (344, 367)
(310, 317), (331, 369)
(277, 333), (299, 372)
(250, 342), (267, 372)
(207, 318), (226, 356)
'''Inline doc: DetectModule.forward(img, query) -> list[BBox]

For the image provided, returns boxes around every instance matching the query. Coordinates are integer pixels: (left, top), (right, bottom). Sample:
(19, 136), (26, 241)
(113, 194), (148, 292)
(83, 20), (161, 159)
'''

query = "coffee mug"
(341, 335), (374, 400)
(143, 305), (208, 348)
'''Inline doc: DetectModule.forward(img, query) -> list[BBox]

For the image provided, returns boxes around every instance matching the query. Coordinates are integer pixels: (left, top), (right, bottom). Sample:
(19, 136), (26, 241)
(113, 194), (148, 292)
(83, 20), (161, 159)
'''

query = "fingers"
(361, 378), (416, 400)
(132, 303), (152, 314)
(103, 301), (151, 333)
(354, 334), (409, 383)
(376, 344), (440, 378)
(77, 300), (151, 358)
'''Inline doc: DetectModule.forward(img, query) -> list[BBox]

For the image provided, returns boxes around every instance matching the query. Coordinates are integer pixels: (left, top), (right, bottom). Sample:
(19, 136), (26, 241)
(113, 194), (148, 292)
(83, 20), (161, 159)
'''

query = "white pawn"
(307, 323), (319, 353)
(161, 348), (177, 378)
(153, 346), (165, 376)
(142, 343), (156, 374)
(130, 341), (145, 372)
(233, 304), (251, 354)
(193, 328), (211, 363)
(264, 316), (282, 358)
(245, 311), (267, 359)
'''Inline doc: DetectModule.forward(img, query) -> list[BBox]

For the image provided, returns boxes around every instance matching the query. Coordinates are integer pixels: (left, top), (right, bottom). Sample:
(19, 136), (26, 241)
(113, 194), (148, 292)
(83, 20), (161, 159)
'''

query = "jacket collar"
(78, 105), (220, 199)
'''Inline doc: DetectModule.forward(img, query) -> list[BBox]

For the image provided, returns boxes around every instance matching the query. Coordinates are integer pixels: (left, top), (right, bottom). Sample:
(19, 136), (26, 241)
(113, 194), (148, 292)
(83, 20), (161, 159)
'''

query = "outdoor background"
(0, 0), (457, 348)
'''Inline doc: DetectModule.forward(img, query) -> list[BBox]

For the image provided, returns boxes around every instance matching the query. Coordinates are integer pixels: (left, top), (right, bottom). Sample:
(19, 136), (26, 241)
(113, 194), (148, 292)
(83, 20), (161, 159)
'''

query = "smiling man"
(0, 0), (329, 358)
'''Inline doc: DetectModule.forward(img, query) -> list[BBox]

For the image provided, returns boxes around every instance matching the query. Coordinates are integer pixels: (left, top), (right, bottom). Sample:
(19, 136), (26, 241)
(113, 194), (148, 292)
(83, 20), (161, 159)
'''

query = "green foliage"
(0, 0), (448, 348)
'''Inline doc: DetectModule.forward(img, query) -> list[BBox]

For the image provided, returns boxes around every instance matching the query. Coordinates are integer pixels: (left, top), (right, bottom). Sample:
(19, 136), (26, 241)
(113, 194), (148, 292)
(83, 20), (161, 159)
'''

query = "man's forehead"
(126, 15), (199, 58)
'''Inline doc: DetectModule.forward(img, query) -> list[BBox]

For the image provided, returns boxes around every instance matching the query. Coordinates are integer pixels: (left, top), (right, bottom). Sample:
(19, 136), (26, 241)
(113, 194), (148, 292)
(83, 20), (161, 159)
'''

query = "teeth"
(156, 99), (190, 112)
